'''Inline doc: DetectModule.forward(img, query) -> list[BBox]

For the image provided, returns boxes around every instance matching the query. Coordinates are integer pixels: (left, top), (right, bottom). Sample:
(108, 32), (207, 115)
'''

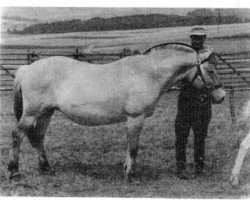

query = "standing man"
(175, 26), (213, 179)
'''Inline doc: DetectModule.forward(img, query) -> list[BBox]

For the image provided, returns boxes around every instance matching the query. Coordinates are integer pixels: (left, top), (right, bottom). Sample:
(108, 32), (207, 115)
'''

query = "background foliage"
(8, 9), (249, 35)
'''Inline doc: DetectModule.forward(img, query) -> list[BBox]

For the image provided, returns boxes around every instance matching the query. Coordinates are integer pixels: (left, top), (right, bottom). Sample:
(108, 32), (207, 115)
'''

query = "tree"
(187, 9), (215, 17)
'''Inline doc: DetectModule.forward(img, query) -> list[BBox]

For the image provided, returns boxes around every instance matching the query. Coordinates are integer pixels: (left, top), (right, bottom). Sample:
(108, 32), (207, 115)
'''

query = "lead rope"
(196, 51), (206, 85)
(0, 65), (15, 78)
(196, 52), (211, 104)
(215, 53), (250, 86)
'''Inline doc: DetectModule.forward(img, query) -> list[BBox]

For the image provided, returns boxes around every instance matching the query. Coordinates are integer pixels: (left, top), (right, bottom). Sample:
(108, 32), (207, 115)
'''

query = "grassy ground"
(0, 90), (250, 197)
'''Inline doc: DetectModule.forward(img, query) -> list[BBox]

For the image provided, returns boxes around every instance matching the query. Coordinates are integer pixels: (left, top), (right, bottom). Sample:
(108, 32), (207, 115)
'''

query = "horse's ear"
(83, 44), (95, 54)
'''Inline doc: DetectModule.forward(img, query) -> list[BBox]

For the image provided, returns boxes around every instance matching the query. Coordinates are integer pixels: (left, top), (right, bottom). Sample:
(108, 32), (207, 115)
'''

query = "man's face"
(190, 35), (206, 50)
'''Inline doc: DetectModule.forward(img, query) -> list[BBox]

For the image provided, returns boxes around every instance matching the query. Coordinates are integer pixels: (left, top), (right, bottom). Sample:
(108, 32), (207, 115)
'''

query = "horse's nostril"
(218, 97), (225, 104)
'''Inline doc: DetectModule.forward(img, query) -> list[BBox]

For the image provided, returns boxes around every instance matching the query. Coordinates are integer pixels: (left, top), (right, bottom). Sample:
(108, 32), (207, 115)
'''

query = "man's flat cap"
(190, 26), (207, 36)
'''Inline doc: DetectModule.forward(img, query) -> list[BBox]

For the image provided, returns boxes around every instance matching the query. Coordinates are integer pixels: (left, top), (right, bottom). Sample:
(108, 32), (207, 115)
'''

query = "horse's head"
(187, 52), (226, 104)
(143, 43), (226, 104)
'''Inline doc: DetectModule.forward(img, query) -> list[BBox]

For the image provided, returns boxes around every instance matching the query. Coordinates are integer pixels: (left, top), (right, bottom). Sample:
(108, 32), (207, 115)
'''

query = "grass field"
(0, 90), (250, 197)
(0, 23), (250, 197)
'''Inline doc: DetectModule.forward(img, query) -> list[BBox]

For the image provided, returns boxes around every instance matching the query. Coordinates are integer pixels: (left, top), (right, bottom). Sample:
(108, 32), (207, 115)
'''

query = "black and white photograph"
(0, 0), (250, 198)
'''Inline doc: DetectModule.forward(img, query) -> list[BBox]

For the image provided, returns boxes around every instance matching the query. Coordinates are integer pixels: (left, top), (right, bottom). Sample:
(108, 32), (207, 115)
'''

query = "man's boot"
(176, 163), (190, 180)
(195, 157), (209, 177)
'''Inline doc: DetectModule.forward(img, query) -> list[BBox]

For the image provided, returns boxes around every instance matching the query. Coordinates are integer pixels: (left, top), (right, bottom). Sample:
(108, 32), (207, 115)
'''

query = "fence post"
(27, 49), (32, 64)
(229, 86), (236, 125)
(120, 52), (124, 59)
(120, 48), (132, 58)
(27, 49), (39, 64)
(73, 48), (80, 60)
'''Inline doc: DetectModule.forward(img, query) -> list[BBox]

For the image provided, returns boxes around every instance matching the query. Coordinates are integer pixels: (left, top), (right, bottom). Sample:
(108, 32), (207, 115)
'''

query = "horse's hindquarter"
(16, 60), (64, 112)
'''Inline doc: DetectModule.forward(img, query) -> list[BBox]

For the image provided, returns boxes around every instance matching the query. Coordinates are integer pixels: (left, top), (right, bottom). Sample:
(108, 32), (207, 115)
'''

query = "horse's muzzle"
(212, 96), (225, 104)
(209, 83), (226, 104)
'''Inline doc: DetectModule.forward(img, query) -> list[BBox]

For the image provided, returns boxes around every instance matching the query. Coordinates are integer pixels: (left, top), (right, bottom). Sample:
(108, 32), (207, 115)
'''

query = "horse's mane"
(149, 44), (195, 62)
(148, 44), (194, 56)
(149, 44), (213, 64)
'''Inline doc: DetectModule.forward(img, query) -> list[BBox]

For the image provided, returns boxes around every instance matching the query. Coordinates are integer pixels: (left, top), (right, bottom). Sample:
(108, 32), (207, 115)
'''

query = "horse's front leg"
(230, 132), (250, 187)
(124, 115), (145, 183)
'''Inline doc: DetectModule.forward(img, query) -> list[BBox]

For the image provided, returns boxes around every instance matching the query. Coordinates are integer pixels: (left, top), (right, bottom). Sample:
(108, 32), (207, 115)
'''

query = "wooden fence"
(0, 48), (249, 123)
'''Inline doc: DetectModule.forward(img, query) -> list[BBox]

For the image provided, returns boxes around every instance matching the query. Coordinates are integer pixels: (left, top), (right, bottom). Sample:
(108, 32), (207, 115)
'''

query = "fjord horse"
(8, 44), (226, 182)
(230, 100), (250, 187)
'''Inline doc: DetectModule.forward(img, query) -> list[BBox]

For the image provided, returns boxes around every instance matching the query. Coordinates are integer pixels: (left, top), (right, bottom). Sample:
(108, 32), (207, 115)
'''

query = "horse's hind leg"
(26, 109), (54, 174)
(8, 109), (54, 179)
(230, 131), (250, 187)
(8, 116), (36, 180)
(124, 115), (145, 183)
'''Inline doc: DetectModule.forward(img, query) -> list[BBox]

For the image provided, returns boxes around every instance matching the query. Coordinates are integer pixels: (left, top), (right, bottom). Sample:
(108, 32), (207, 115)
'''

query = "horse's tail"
(13, 67), (25, 122)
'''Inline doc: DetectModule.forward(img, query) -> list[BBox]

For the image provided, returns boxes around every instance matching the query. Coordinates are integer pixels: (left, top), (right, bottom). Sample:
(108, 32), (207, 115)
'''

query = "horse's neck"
(152, 55), (196, 93)
(147, 48), (212, 95)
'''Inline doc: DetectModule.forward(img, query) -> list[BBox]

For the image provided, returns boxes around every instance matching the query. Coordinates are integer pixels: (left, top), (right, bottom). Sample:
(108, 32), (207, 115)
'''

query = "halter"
(190, 51), (223, 92)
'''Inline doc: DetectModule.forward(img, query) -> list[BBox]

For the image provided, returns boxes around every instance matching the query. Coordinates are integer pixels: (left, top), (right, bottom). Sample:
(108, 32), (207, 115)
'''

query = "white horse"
(230, 100), (250, 187)
(8, 44), (226, 182)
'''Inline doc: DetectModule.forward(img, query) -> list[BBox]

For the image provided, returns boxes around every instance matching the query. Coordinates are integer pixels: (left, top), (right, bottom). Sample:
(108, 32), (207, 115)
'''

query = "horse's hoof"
(231, 182), (240, 189)
(9, 172), (22, 182)
(124, 163), (140, 184)
(125, 170), (139, 184)
(230, 175), (240, 188)
(124, 169), (133, 184)
(125, 175), (132, 184)
(39, 167), (55, 176)
(125, 176), (142, 185)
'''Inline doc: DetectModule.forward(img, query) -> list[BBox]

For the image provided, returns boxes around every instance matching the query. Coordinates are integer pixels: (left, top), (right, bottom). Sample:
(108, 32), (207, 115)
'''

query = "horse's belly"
(66, 115), (127, 126)
(59, 104), (127, 126)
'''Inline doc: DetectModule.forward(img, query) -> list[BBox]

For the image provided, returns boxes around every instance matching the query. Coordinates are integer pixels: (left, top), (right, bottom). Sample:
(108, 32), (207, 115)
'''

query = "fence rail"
(0, 49), (249, 92)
